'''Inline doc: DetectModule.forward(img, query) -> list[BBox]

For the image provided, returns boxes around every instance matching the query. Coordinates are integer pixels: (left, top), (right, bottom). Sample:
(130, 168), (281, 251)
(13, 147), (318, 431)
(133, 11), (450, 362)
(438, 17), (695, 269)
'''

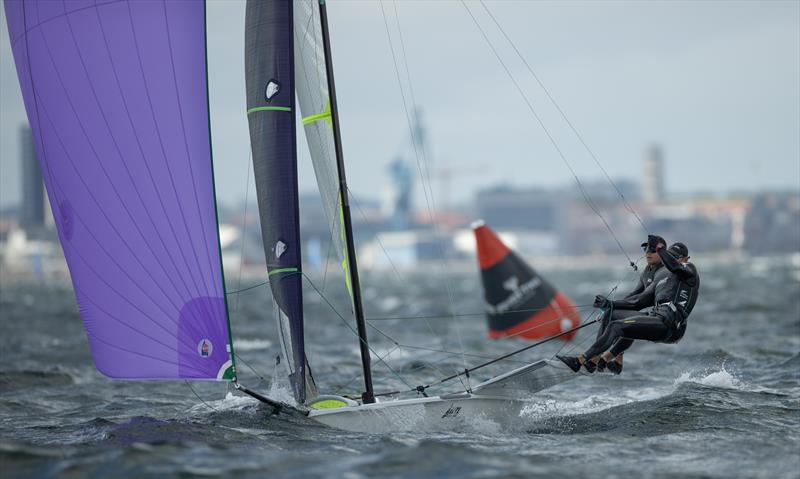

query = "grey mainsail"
(245, 0), (315, 404)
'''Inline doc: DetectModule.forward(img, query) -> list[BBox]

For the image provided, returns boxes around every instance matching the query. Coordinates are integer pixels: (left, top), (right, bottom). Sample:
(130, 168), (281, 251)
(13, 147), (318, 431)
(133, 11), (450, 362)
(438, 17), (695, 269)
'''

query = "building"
(475, 186), (558, 232)
(20, 125), (47, 230)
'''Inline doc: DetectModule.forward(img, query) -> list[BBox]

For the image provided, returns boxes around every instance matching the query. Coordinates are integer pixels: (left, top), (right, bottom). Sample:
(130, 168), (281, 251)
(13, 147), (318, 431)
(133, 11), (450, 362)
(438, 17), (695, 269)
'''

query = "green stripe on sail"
(302, 111), (331, 125)
(247, 106), (292, 114)
(268, 267), (299, 277)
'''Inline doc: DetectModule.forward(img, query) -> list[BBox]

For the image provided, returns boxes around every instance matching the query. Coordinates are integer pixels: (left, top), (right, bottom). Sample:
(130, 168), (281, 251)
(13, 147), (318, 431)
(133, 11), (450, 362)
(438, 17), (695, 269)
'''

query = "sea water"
(1, 256), (798, 478)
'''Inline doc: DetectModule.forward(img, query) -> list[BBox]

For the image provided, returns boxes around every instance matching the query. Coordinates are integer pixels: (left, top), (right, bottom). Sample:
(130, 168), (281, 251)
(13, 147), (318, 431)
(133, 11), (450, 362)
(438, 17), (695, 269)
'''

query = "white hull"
(308, 393), (526, 433)
(306, 359), (584, 433)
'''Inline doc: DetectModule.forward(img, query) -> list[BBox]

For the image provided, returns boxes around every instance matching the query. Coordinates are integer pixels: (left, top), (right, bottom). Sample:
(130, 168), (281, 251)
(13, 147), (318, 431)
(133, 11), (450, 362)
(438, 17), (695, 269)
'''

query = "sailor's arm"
(625, 274), (646, 298)
(612, 282), (655, 310)
(658, 248), (696, 281)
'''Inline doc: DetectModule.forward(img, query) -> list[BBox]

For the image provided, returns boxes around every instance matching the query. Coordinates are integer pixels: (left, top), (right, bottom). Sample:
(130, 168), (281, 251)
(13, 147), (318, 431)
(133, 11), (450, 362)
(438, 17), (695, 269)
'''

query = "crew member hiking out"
(557, 235), (700, 374)
(591, 241), (666, 374)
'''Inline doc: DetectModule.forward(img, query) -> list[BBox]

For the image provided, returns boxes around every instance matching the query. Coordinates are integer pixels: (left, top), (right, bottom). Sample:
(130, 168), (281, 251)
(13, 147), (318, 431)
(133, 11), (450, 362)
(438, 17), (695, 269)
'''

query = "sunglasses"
(643, 246), (658, 253)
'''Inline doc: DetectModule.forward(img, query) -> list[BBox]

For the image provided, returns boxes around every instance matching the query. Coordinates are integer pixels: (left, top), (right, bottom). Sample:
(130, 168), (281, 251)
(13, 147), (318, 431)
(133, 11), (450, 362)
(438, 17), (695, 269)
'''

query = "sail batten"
(5, 0), (234, 381)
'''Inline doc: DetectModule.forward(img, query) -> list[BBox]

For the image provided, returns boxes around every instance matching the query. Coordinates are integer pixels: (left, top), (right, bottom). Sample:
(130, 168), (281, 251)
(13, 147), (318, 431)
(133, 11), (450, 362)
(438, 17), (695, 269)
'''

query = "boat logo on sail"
(486, 275), (542, 314)
(275, 240), (287, 259)
(265, 80), (280, 102)
(197, 339), (213, 358)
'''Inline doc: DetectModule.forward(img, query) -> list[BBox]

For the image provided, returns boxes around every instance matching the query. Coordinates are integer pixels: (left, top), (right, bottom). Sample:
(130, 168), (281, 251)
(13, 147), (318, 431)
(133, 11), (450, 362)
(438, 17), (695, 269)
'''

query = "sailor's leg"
(612, 315), (671, 342)
(595, 309), (611, 341)
(584, 313), (671, 359)
(582, 325), (622, 361)
(606, 310), (640, 358)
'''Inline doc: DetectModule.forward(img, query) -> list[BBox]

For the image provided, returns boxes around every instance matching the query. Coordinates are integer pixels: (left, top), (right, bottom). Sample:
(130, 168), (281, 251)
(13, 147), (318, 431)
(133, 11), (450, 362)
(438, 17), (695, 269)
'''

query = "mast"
(318, 0), (375, 404)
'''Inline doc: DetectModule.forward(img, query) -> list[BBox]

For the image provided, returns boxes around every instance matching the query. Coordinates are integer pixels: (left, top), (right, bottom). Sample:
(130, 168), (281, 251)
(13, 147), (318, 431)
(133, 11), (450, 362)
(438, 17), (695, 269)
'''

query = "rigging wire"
(477, 0), (649, 234)
(226, 280), (269, 295)
(301, 272), (416, 392)
(365, 304), (595, 321)
(233, 152), (254, 314)
(225, 277), (598, 324)
(459, 1), (638, 272)
(379, 0), (471, 392)
(348, 190), (405, 282)
(185, 381), (218, 412)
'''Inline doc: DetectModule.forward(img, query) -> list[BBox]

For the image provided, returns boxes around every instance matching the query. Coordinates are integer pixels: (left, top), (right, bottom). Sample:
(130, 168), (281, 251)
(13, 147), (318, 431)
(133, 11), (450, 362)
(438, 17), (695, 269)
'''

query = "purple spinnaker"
(5, 0), (233, 381)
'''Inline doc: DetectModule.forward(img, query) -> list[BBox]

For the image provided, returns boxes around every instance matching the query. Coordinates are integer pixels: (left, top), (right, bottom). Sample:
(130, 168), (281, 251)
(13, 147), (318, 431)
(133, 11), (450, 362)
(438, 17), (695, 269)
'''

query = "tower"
(642, 144), (665, 204)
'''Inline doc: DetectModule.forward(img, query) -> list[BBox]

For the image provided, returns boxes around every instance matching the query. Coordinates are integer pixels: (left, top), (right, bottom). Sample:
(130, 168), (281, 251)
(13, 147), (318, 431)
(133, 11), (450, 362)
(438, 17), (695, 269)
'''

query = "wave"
(0, 370), (74, 391)
(518, 363), (785, 435)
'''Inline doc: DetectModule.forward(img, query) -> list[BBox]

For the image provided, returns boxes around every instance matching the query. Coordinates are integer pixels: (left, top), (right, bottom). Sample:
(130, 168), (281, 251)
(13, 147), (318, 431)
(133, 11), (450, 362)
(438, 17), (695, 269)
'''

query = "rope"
(379, 0), (471, 391)
(233, 151), (253, 313)
(333, 345), (399, 396)
(301, 272), (416, 392)
(185, 381), (218, 412)
(477, 0), (649, 234)
(375, 317), (602, 397)
(366, 304), (595, 321)
(349, 192), (404, 282)
(234, 353), (269, 383)
(225, 280), (268, 295)
(460, 1), (637, 272)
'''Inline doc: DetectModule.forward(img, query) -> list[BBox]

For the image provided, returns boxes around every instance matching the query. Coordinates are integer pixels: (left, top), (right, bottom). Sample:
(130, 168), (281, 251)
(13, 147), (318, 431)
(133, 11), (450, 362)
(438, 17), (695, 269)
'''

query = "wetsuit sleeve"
(612, 281), (655, 310)
(625, 273), (646, 298)
(658, 249), (697, 283)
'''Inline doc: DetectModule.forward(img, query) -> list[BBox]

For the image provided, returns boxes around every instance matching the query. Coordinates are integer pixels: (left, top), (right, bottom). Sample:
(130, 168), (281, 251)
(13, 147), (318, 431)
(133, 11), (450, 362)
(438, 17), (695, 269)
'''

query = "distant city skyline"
(2, 1), (798, 211)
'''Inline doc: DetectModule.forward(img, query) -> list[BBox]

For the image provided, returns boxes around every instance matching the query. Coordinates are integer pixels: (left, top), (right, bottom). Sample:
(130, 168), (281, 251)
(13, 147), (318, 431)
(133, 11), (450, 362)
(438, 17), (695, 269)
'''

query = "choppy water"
(2, 256), (799, 478)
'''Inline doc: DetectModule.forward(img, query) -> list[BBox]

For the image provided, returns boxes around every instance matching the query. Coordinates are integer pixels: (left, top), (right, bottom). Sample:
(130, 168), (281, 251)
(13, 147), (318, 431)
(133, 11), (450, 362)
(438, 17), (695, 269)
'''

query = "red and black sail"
(473, 221), (580, 341)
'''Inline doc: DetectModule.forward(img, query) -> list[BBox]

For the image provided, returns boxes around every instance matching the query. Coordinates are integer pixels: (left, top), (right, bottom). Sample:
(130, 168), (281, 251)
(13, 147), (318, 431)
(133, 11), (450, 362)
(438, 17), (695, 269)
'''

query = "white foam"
(672, 364), (778, 394)
(234, 339), (273, 351)
(266, 364), (298, 406)
(188, 391), (257, 414)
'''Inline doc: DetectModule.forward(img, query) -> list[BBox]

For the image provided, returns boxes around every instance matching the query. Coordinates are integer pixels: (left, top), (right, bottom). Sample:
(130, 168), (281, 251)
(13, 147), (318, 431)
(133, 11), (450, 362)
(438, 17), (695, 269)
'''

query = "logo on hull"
(441, 405), (462, 419)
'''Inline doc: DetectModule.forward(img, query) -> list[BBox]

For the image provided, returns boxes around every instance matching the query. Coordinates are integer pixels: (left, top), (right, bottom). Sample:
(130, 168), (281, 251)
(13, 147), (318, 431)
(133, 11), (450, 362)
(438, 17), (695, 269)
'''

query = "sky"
(1, 0), (798, 210)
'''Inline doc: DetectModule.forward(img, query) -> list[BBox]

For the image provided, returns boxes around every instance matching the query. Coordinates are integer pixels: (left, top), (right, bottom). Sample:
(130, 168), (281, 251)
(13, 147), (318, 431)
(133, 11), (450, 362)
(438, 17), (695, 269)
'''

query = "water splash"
(674, 364), (748, 390)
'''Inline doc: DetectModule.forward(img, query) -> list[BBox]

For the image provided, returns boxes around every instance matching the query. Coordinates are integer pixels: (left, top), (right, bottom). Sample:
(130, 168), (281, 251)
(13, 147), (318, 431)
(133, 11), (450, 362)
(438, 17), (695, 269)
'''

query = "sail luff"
(203, 3), (237, 380)
(317, 0), (375, 404)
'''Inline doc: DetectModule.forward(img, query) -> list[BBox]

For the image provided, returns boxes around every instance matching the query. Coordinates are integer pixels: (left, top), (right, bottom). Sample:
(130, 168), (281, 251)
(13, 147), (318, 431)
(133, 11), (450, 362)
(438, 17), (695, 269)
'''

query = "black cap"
(668, 242), (689, 258)
(641, 235), (667, 250)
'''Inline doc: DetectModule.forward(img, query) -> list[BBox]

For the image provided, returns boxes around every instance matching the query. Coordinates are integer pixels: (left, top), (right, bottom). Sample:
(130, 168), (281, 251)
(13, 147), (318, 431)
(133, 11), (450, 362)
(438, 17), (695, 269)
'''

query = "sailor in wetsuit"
(591, 240), (665, 374)
(557, 235), (699, 374)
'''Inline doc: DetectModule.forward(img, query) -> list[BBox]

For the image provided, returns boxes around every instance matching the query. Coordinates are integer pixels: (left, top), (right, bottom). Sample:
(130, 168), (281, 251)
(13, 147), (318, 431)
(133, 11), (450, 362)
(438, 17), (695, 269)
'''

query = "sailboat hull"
(307, 359), (584, 433)
(308, 394), (528, 433)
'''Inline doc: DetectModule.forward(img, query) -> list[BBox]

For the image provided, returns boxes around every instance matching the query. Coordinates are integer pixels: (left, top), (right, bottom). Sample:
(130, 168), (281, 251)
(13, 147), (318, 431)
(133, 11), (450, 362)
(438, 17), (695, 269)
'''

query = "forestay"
(5, 0), (233, 380)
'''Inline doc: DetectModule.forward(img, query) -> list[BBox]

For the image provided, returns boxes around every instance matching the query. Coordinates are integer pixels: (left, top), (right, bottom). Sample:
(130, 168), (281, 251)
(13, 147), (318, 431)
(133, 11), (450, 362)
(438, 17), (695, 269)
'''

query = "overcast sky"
(1, 0), (798, 210)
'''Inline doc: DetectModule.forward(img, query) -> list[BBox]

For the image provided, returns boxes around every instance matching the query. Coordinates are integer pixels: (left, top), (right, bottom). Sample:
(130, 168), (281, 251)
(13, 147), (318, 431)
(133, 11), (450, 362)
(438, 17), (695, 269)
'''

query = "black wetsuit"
(583, 249), (699, 359)
(595, 263), (664, 355)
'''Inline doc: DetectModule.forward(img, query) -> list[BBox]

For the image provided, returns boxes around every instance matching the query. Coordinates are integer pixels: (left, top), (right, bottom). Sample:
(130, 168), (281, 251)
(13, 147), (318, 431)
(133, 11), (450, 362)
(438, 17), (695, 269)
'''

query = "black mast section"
(318, 0), (375, 404)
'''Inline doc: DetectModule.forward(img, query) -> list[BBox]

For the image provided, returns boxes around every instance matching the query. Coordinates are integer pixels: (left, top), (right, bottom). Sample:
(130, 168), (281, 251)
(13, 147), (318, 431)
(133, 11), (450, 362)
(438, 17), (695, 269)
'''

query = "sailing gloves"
(645, 234), (666, 253)
(594, 295), (611, 309)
